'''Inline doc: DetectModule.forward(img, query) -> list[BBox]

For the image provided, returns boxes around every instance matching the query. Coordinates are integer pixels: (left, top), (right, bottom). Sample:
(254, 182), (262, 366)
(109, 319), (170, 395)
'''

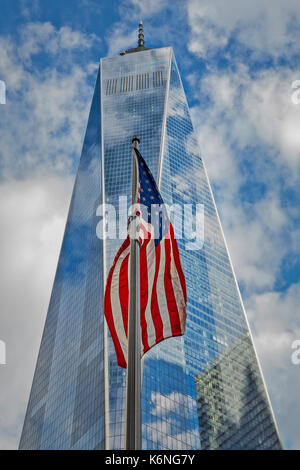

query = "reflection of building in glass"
(19, 32), (282, 449)
(195, 335), (281, 449)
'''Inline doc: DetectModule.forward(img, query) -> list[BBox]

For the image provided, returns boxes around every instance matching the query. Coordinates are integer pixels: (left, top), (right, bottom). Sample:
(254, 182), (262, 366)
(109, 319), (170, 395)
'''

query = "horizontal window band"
(105, 71), (165, 95)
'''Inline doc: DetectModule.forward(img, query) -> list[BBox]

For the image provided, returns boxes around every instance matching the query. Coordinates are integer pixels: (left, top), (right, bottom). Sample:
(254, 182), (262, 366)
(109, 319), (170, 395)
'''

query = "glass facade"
(19, 47), (282, 450)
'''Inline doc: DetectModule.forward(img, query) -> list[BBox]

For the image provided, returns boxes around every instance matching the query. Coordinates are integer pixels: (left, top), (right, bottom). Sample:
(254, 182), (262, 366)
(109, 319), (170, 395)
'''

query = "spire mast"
(138, 21), (144, 47)
(121, 20), (151, 55)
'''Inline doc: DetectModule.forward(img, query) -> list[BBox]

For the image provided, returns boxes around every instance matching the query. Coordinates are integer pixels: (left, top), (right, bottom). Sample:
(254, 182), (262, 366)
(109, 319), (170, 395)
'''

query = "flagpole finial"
(138, 21), (144, 47)
(132, 135), (140, 146)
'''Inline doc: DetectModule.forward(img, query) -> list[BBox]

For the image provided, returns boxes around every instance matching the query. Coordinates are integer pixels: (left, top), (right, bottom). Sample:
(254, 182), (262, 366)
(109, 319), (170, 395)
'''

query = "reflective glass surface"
(20, 48), (282, 450)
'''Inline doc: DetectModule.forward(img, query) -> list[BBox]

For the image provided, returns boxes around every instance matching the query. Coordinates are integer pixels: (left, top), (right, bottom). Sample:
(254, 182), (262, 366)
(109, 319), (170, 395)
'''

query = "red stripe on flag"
(140, 243), (150, 353)
(119, 251), (129, 337)
(164, 236), (182, 336)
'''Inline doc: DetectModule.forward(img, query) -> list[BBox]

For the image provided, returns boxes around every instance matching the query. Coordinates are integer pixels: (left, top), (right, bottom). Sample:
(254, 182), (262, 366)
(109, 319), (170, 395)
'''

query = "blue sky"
(0, 0), (300, 450)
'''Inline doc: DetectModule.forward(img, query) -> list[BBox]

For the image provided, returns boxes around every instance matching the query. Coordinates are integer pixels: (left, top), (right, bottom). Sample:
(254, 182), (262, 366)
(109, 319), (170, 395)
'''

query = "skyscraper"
(19, 25), (282, 450)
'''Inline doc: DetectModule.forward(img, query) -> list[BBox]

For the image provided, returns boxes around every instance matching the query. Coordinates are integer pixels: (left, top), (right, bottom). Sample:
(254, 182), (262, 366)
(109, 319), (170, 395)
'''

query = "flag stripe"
(169, 224), (187, 302)
(150, 243), (164, 344)
(164, 236), (182, 336)
(104, 238), (130, 368)
(119, 251), (130, 336)
(110, 242), (130, 358)
(169, 233), (186, 333)
(143, 239), (158, 350)
(140, 243), (150, 353)
(156, 238), (173, 339)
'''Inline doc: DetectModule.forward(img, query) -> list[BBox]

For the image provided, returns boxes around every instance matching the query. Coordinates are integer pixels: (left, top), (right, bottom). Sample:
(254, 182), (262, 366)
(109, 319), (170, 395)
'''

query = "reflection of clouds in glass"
(167, 97), (187, 119)
(170, 173), (192, 202)
(144, 391), (199, 449)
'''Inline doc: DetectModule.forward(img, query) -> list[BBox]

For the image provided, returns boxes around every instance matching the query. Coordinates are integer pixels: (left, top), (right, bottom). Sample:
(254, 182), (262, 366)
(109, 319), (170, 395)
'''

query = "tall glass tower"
(19, 26), (282, 450)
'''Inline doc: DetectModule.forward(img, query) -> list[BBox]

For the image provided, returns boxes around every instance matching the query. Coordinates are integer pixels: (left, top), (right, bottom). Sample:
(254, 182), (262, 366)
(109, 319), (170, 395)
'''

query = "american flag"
(104, 148), (187, 368)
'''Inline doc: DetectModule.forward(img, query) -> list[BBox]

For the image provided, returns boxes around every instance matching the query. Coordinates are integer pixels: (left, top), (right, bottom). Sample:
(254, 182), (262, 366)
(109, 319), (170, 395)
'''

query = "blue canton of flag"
(135, 149), (169, 245)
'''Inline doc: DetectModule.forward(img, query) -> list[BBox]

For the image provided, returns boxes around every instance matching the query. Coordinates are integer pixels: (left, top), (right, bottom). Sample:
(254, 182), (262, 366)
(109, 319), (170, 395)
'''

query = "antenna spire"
(120, 20), (151, 55)
(138, 21), (144, 47)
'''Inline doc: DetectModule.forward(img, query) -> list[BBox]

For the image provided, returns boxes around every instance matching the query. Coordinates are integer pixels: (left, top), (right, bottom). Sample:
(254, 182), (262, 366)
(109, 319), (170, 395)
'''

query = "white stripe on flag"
(143, 239), (157, 350)
(110, 244), (130, 359)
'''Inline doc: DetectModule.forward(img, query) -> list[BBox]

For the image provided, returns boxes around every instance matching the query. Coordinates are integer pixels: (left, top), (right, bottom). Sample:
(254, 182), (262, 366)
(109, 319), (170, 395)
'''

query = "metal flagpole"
(125, 136), (141, 450)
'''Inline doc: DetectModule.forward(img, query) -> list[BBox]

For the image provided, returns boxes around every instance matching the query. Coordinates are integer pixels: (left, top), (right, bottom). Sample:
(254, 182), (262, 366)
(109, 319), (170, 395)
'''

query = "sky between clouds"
(0, 0), (299, 450)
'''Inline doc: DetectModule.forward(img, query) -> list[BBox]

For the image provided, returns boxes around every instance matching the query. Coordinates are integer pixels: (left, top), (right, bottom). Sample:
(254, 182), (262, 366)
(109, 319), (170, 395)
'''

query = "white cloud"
(0, 24), (97, 180)
(189, 64), (300, 294)
(128, 0), (168, 18)
(186, 0), (300, 58)
(106, 24), (137, 57)
(195, 66), (300, 174)
(242, 70), (300, 172)
(0, 38), (26, 91)
(0, 176), (73, 449)
(222, 194), (288, 291)
(19, 22), (97, 60)
(19, 0), (40, 20)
